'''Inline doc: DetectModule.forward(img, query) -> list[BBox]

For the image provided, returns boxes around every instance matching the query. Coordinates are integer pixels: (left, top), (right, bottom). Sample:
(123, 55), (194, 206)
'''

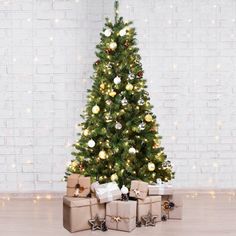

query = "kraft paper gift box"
(106, 200), (137, 232)
(95, 182), (121, 203)
(161, 194), (183, 220)
(148, 184), (174, 196)
(129, 180), (148, 200)
(137, 196), (161, 223)
(66, 174), (91, 197)
(63, 196), (105, 232)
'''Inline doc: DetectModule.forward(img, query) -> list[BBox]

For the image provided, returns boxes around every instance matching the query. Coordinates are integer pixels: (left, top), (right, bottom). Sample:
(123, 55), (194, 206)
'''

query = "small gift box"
(129, 180), (148, 200)
(148, 179), (174, 196)
(63, 196), (106, 232)
(66, 174), (91, 197)
(106, 200), (137, 232)
(95, 182), (121, 203)
(162, 194), (183, 220)
(137, 196), (161, 223)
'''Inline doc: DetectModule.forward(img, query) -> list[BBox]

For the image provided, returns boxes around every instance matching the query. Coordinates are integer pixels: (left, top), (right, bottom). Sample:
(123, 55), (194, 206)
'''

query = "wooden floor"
(0, 192), (236, 236)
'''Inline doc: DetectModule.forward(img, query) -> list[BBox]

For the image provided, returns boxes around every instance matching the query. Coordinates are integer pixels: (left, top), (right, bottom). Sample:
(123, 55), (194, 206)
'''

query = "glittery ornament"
(104, 28), (112, 37)
(113, 76), (121, 84)
(148, 162), (155, 171)
(145, 114), (153, 122)
(121, 98), (128, 106)
(88, 139), (95, 148)
(92, 105), (100, 114)
(115, 122), (122, 130)
(126, 83), (133, 91)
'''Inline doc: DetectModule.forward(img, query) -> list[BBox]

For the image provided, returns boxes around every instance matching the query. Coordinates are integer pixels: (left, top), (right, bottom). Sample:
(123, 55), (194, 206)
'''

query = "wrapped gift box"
(106, 200), (137, 232)
(137, 196), (161, 223)
(95, 182), (121, 203)
(129, 180), (148, 199)
(63, 196), (105, 232)
(66, 174), (91, 197)
(148, 183), (174, 196)
(162, 194), (183, 220)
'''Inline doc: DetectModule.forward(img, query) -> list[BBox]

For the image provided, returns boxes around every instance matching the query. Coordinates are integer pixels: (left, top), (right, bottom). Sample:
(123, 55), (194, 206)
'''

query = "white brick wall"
(0, 0), (236, 192)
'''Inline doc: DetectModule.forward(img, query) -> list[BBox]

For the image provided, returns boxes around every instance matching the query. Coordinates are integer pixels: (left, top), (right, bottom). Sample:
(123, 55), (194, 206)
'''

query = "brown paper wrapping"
(129, 180), (148, 199)
(106, 201), (137, 232)
(137, 196), (161, 222)
(162, 194), (183, 220)
(63, 196), (105, 233)
(66, 174), (91, 198)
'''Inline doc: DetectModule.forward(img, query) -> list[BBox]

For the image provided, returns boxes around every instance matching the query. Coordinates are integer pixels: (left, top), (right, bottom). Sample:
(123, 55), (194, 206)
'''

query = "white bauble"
(138, 122), (145, 130)
(138, 99), (145, 106)
(148, 162), (155, 171)
(114, 76), (121, 84)
(92, 105), (100, 114)
(115, 122), (122, 130)
(121, 185), (129, 194)
(99, 150), (107, 159)
(128, 147), (136, 154)
(104, 28), (112, 37)
(109, 42), (117, 50)
(119, 28), (126, 36)
(121, 98), (128, 106)
(88, 139), (95, 148)
(111, 173), (118, 182)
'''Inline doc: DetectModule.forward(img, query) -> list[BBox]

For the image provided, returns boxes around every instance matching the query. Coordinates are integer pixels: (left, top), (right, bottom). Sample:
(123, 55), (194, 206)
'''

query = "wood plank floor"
(0, 192), (236, 236)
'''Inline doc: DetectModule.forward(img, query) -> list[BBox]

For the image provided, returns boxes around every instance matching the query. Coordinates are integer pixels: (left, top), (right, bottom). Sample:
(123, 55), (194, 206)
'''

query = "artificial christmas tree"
(65, 0), (174, 188)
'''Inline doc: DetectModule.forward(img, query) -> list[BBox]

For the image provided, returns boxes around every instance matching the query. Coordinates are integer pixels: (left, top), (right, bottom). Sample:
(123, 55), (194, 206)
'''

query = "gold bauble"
(148, 162), (155, 171)
(110, 173), (118, 182)
(83, 129), (89, 136)
(99, 150), (107, 159)
(109, 91), (116, 97)
(109, 42), (117, 50)
(92, 105), (100, 114)
(126, 83), (133, 91)
(145, 114), (153, 122)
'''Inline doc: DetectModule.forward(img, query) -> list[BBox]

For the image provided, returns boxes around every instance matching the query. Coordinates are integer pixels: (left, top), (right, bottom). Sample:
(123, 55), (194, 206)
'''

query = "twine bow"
(112, 216), (121, 223)
(133, 189), (140, 196)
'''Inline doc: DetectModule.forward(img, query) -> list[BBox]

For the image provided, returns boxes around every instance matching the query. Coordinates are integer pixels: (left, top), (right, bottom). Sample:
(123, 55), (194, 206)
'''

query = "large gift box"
(129, 180), (148, 200)
(162, 194), (183, 219)
(106, 200), (137, 232)
(66, 174), (91, 197)
(137, 196), (161, 223)
(94, 182), (121, 203)
(63, 196), (105, 232)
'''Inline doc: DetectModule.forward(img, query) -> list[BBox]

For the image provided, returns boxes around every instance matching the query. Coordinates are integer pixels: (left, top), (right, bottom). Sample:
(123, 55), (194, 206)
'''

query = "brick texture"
(0, 0), (236, 192)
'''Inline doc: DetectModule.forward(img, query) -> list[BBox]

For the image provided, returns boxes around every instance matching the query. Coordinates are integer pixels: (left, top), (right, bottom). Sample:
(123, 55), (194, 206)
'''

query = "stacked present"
(63, 175), (183, 233)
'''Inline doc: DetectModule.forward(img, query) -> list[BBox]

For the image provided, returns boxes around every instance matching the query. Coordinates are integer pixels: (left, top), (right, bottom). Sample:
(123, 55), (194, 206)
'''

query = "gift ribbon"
(138, 198), (160, 221)
(131, 181), (146, 198)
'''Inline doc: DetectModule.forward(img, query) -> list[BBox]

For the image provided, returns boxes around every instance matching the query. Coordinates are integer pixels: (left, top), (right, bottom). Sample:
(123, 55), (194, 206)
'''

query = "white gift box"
(94, 182), (121, 203)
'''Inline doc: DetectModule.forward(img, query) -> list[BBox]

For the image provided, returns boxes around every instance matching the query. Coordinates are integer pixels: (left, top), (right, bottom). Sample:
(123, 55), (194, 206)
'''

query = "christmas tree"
(66, 1), (174, 187)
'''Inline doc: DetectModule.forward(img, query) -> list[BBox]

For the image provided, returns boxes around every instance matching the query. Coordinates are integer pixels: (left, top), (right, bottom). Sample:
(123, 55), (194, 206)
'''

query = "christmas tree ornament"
(121, 185), (129, 201)
(138, 122), (145, 130)
(121, 98), (128, 106)
(99, 150), (107, 159)
(126, 83), (133, 91)
(109, 90), (116, 97)
(100, 83), (105, 90)
(88, 214), (106, 231)
(128, 73), (134, 80)
(145, 114), (153, 122)
(104, 28), (112, 37)
(141, 211), (158, 227)
(109, 41), (117, 50)
(138, 99), (145, 105)
(124, 40), (129, 48)
(110, 173), (118, 182)
(88, 139), (95, 148)
(119, 28), (126, 36)
(148, 162), (155, 171)
(95, 60), (100, 66)
(115, 122), (122, 130)
(92, 105), (100, 114)
(83, 129), (89, 136)
(106, 100), (112, 105)
(128, 147), (136, 154)
(137, 71), (143, 78)
(113, 76), (121, 84)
